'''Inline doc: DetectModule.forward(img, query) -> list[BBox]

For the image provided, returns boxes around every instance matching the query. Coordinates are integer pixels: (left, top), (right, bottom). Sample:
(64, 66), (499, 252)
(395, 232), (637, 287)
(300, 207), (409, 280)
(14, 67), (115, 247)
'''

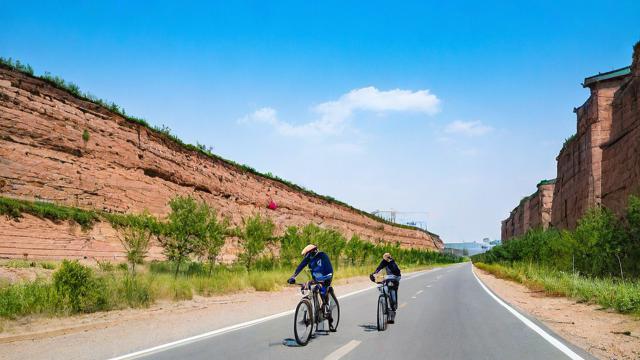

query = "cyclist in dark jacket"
(288, 245), (334, 316)
(370, 253), (401, 313)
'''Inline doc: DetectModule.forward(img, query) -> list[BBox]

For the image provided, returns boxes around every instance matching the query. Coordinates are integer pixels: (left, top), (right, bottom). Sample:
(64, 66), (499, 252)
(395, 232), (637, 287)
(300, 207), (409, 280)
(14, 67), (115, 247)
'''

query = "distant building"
(444, 239), (501, 256)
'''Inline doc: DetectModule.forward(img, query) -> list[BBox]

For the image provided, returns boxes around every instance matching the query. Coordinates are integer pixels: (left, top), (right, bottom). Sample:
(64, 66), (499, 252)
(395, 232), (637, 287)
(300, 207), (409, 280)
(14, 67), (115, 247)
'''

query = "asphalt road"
(119, 263), (595, 360)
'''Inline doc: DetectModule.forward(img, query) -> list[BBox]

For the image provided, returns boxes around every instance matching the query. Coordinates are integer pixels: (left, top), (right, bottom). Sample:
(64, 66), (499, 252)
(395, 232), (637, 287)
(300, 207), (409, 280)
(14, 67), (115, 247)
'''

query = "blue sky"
(2, 1), (639, 243)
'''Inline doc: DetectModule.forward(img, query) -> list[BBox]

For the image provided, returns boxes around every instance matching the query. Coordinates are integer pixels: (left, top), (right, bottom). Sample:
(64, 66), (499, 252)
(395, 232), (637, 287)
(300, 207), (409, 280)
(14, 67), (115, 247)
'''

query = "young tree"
(279, 226), (303, 266)
(195, 212), (230, 276)
(239, 213), (275, 269)
(115, 212), (158, 276)
(160, 196), (212, 277)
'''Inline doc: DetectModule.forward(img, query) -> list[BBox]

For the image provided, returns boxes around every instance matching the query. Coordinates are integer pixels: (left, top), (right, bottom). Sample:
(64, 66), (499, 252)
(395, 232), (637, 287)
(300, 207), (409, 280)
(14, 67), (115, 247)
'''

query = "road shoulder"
(473, 266), (640, 360)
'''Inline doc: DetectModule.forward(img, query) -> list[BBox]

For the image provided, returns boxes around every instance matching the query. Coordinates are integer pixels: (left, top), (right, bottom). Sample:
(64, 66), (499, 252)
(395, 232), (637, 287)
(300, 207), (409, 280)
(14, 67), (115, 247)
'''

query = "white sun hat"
(301, 244), (318, 256)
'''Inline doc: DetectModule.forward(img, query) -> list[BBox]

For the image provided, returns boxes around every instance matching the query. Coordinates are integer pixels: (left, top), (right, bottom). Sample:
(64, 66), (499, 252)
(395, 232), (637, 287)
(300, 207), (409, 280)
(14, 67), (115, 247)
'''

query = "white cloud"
(239, 86), (441, 137)
(444, 120), (492, 137)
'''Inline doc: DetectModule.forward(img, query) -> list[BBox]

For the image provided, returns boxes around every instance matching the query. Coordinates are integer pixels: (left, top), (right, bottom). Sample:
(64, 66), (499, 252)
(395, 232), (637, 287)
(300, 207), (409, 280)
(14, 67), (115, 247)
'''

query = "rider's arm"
(292, 256), (310, 277)
(373, 259), (388, 274)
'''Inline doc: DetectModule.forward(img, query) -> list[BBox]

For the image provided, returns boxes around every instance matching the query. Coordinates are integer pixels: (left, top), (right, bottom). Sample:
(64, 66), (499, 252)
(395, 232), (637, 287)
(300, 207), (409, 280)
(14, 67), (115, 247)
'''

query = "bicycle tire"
(294, 299), (314, 346)
(377, 294), (387, 331)
(328, 288), (340, 332)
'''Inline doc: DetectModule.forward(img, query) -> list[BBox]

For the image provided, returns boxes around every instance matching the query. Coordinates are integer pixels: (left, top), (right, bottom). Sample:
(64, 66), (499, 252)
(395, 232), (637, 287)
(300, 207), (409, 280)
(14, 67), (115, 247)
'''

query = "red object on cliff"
(267, 200), (278, 210)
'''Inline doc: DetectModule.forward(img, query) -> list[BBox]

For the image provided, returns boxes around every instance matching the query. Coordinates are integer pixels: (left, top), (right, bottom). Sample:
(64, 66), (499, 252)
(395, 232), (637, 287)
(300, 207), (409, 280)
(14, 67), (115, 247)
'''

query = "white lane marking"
(324, 340), (362, 360)
(472, 268), (584, 360)
(426, 285), (432, 288)
(111, 268), (438, 359)
(416, 290), (423, 295)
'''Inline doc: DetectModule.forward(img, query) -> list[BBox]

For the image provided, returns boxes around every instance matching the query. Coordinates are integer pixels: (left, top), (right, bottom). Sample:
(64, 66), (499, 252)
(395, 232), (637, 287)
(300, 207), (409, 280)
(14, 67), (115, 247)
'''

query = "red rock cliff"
(0, 66), (443, 260)
(601, 43), (640, 215)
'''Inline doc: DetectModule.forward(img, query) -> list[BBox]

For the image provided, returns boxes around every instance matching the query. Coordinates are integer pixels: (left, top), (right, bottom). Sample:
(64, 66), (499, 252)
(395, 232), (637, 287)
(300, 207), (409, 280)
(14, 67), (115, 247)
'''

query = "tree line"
(473, 195), (640, 279)
(117, 196), (461, 277)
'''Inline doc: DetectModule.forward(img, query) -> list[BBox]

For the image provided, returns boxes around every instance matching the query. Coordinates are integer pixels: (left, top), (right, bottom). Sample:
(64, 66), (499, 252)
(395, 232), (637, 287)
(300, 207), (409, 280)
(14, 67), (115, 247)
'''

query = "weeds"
(475, 262), (640, 315)
(0, 197), (99, 231)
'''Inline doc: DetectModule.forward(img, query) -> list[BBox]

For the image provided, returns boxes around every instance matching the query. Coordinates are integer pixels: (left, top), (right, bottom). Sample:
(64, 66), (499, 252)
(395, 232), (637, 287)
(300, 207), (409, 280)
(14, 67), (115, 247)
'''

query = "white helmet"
(301, 244), (318, 256)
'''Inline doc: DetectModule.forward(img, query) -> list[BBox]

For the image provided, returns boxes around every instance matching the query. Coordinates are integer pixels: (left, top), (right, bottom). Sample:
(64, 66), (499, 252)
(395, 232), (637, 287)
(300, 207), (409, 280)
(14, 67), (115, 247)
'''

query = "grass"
(0, 57), (435, 237)
(0, 197), (99, 231)
(475, 262), (640, 315)
(1, 259), (57, 270)
(0, 260), (454, 322)
(560, 133), (577, 153)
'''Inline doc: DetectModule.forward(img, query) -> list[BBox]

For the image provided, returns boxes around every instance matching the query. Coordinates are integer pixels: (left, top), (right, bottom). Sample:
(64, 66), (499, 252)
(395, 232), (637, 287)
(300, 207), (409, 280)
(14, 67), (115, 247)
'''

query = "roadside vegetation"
(473, 194), (640, 315)
(0, 195), (461, 321)
(0, 56), (433, 236)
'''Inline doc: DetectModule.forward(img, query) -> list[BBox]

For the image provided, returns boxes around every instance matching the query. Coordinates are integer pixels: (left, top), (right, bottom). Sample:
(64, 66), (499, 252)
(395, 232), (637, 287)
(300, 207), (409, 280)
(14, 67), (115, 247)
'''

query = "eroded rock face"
(602, 46), (640, 216)
(0, 67), (443, 261)
(551, 78), (627, 230)
(501, 182), (554, 242)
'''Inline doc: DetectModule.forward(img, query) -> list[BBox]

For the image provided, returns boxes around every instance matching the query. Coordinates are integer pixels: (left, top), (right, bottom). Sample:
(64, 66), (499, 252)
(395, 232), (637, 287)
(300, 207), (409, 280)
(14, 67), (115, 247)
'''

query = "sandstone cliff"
(0, 66), (443, 261)
(501, 41), (639, 240)
(602, 42), (640, 216)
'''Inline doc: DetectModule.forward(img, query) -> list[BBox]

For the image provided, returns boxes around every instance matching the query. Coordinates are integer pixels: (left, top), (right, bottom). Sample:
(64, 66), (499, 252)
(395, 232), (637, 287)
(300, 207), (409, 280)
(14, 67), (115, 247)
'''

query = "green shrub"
(97, 260), (115, 272)
(53, 260), (107, 313)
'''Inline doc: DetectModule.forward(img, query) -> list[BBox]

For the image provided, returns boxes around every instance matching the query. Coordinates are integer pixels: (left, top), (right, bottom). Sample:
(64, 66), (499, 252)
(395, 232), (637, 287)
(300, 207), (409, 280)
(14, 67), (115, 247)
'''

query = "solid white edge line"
(471, 267), (584, 360)
(323, 340), (362, 360)
(110, 267), (438, 360)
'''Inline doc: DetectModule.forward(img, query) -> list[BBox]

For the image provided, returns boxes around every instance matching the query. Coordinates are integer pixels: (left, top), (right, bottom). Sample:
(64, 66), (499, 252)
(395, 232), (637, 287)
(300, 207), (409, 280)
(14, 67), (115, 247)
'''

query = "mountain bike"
(374, 279), (397, 331)
(292, 281), (340, 346)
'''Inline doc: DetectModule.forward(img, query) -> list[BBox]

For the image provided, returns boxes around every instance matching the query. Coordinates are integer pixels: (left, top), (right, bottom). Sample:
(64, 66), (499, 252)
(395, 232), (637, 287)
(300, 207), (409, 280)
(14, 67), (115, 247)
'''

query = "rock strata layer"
(0, 66), (443, 261)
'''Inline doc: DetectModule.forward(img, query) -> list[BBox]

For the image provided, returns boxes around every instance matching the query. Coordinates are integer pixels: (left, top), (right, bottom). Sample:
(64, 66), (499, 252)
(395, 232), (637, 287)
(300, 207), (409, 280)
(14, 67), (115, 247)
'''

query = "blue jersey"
(293, 251), (333, 281)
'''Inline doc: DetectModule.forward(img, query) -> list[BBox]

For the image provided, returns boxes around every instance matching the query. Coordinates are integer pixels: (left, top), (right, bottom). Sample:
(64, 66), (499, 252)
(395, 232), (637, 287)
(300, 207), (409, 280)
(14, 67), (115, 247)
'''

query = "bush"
(53, 260), (107, 313)
(475, 195), (640, 279)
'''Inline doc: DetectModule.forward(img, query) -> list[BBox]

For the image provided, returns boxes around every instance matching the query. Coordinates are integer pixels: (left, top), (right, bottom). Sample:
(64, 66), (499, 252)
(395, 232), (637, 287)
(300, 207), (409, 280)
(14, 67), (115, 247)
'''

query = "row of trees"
(473, 195), (640, 279)
(117, 196), (460, 277)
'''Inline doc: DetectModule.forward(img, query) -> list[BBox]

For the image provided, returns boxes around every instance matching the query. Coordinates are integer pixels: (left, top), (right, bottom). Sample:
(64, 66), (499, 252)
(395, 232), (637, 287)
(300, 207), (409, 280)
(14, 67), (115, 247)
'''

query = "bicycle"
(373, 279), (397, 331)
(292, 280), (340, 346)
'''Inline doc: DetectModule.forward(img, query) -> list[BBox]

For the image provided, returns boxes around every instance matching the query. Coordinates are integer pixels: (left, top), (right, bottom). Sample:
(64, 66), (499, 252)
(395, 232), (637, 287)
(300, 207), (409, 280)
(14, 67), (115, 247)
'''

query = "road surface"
(114, 263), (594, 360)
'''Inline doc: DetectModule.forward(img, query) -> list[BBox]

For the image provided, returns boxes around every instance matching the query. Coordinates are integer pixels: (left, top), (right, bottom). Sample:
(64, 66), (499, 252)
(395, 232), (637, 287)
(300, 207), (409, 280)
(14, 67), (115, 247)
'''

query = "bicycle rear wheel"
(377, 295), (387, 331)
(294, 299), (314, 346)
(328, 288), (340, 332)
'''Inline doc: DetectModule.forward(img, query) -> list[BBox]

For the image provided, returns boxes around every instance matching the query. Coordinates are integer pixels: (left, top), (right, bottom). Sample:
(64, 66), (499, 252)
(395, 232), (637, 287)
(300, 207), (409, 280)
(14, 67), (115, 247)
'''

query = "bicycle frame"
(297, 282), (327, 324)
(377, 282), (391, 312)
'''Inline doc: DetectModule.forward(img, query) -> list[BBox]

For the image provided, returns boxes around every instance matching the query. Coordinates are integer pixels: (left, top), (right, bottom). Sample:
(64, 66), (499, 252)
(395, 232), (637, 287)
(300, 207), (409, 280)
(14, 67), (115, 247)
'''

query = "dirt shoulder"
(473, 266), (640, 360)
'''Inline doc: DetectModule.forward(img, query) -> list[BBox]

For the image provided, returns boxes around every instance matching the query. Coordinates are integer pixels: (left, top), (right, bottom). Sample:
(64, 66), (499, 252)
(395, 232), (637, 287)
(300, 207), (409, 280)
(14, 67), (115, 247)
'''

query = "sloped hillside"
(0, 65), (443, 261)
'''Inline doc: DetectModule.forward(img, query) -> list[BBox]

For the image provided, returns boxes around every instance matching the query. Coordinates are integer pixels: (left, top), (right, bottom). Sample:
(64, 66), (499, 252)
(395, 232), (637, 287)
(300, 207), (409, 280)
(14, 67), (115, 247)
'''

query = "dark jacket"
(374, 258), (401, 277)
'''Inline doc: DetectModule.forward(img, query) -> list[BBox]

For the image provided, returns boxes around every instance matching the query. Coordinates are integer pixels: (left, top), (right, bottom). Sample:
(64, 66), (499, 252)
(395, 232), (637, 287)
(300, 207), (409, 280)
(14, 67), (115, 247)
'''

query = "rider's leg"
(390, 280), (399, 310)
(321, 279), (332, 318)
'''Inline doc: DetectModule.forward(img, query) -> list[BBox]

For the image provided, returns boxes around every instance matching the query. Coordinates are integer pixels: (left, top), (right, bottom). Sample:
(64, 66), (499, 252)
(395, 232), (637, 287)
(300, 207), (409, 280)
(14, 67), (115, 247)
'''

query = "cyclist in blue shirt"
(288, 244), (334, 317)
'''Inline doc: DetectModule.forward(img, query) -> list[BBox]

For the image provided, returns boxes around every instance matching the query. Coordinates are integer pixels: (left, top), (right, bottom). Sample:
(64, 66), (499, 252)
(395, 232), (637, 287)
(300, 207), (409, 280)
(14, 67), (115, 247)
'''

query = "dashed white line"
(324, 340), (362, 360)
(416, 290), (424, 295)
(472, 267), (584, 360)
(111, 268), (440, 360)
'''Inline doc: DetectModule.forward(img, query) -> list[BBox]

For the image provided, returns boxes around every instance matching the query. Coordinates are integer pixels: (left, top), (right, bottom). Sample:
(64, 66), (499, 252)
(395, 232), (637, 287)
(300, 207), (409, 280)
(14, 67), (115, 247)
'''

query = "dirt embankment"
(0, 66), (443, 262)
(474, 267), (640, 360)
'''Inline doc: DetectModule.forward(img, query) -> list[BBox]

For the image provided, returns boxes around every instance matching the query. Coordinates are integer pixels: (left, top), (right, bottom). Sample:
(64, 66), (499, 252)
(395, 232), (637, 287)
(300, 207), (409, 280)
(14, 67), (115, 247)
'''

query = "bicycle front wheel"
(377, 295), (387, 331)
(328, 288), (340, 332)
(294, 299), (314, 346)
